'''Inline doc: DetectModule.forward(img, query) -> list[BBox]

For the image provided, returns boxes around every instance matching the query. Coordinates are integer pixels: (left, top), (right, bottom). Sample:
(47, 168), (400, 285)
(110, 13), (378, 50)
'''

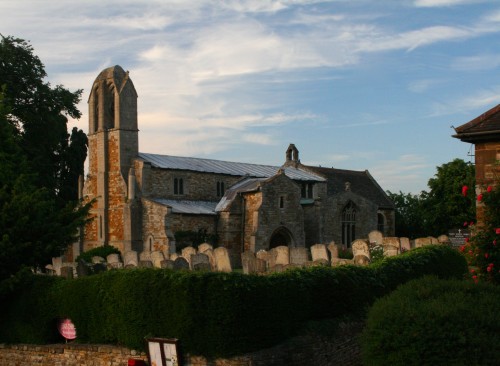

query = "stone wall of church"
(145, 168), (241, 201)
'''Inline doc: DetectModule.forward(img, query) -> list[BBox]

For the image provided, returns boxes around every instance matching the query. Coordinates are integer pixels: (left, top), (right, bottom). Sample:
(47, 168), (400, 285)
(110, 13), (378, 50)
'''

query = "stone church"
(78, 65), (394, 265)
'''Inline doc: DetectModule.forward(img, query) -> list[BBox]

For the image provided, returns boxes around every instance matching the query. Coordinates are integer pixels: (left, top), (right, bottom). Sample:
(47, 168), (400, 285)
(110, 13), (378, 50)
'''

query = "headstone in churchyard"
(139, 260), (153, 268)
(429, 236), (439, 244)
(327, 242), (339, 259)
(353, 255), (370, 265)
(256, 250), (270, 270)
(310, 244), (329, 262)
(255, 258), (267, 274)
(272, 246), (290, 266)
(290, 247), (308, 266)
(214, 247), (232, 272)
(368, 230), (383, 245)
(160, 259), (175, 269)
(182, 246), (197, 268)
(414, 237), (432, 248)
(242, 251), (256, 274)
(140, 251), (152, 262)
(202, 249), (216, 270)
(448, 228), (470, 248)
(400, 237), (411, 252)
(191, 253), (211, 271)
(61, 265), (74, 279)
(382, 237), (400, 256)
(437, 235), (449, 244)
(76, 260), (89, 277)
(173, 257), (190, 271)
(352, 239), (370, 258)
(331, 258), (352, 266)
(270, 264), (284, 273)
(92, 256), (105, 264)
(198, 243), (213, 253)
(312, 258), (329, 267)
(124, 251), (139, 267)
(45, 264), (56, 276)
(52, 256), (63, 276)
(170, 253), (179, 261)
(151, 251), (165, 268)
(107, 253), (123, 269)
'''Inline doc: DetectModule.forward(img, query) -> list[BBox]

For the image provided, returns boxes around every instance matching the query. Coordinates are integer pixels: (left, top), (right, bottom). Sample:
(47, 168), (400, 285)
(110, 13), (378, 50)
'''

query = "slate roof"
(139, 152), (326, 182)
(453, 104), (500, 143)
(149, 198), (217, 215)
(215, 177), (266, 212)
(305, 166), (394, 209)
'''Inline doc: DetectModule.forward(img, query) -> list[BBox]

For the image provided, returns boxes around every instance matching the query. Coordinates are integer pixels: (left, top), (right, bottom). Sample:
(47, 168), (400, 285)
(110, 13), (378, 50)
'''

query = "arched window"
(377, 213), (385, 234)
(342, 201), (356, 247)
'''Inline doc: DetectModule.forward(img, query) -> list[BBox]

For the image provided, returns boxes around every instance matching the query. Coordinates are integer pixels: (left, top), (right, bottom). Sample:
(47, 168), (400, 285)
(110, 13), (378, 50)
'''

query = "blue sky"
(2, 0), (499, 194)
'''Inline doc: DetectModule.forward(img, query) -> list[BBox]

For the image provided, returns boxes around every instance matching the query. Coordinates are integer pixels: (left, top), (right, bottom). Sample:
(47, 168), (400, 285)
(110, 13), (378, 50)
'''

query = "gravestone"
(400, 237), (411, 252)
(124, 251), (139, 267)
(437, 235), (449, 244)
(202, 249), (216, 270)
(270, 264), (284, 273)
(52, 257), (63, 276)
(429, 236), (439, 244)
(256, 250), (270, 270)
(107, 254), (122, 269)
(191, 253), (211, 271)
(368, 230), (383, 245)
(139, 251), (152, 262)
(92, 256), (105, 264)
(353, 255), (370, 265)
(290, 247), (308, 266)
(198, 243), (213, 253)
(160, 259), (175, 269)
(173, 257), (190, 271)
(139, 260), (153, 268)
(76, 260), (90, 277)
(310, 244), (329, 262)
(414, 237), (432, 248)
(45, 264), (56, 276)
(170, 253), (179, 261)
(352, 239), (370, 258)
(151, 251), (165, 268)
(327, 242), (339, 259)
(61, 265), (74, 279)
(214, 247), (232, 272)
(272, 246), (290, 266)
(182, 246), (197, 268)
(312, 258), (329, 267)
(242, 251), (256, 274)
(382, 237), (400, 256)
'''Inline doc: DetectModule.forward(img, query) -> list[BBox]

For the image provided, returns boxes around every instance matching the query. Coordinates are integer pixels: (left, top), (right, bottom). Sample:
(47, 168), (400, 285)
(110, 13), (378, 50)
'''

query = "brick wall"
(475, 141), (500, 226)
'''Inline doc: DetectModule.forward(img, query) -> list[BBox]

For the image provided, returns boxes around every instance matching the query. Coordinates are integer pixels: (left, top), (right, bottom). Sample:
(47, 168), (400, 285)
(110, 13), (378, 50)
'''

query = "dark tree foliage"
(0, 35), (87, 203)
(388, 159), (475, 238)
(0, 36), (90, 280)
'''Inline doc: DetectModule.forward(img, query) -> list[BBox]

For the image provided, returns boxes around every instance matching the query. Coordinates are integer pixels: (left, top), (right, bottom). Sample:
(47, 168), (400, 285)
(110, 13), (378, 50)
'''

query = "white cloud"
(451, 54), (500, 71)
(413, 0), (486, 7)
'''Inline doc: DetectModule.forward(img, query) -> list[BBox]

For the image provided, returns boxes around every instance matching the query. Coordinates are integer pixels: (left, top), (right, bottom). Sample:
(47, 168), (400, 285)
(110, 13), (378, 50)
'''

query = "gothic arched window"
(342, 201), (356, 247)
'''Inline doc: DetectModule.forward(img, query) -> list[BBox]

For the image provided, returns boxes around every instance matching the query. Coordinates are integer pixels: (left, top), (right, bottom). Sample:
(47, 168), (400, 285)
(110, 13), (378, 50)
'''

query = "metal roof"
(150, 199), (217, 215)
(139, 152), (325, 182)
(215, 177), (266, 212)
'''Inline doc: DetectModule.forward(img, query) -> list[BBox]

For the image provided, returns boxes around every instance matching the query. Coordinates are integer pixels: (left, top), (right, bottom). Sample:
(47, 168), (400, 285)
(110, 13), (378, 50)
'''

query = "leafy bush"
(361, 276), (500, 366)
(338, 246), (353, 259)
(75, 245), (121, 263)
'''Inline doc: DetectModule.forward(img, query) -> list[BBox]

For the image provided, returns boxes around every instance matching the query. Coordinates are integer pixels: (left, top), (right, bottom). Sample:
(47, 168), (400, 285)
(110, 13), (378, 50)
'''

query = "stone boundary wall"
(0, 321), (363, 366)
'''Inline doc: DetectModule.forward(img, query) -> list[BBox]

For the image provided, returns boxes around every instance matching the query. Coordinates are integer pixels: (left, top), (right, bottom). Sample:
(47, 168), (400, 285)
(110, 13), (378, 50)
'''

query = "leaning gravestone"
(173, 257), (190, 271)
(311, 244), (329, 262)
(368, 230), (383, 245)
(198, 243), (213, 253)
(160, 259), (175, 269)
(290, 247), (308, 266)
(191, 253), (211, 271)
(214, 247), (232, 272)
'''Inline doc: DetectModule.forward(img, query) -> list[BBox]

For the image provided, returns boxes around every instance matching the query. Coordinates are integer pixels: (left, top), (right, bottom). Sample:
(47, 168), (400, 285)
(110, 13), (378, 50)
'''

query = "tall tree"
(0, 36), (89, 280)
(0, 35), (86, 202)
(386, 191), (426, 238)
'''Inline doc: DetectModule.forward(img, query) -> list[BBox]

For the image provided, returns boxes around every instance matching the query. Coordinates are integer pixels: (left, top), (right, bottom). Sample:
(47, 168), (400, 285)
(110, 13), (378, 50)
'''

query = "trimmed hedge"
(0, 245), (467, 358)
(361, 276), (500, 366)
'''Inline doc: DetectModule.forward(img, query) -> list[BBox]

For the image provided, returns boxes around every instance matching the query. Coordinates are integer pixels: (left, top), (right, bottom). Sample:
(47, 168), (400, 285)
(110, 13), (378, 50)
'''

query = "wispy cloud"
(413, 0), (487, 7)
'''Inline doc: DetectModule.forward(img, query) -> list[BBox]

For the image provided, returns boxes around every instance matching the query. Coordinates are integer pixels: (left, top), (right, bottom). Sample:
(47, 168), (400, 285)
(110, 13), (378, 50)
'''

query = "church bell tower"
(82, 65), (141, 254)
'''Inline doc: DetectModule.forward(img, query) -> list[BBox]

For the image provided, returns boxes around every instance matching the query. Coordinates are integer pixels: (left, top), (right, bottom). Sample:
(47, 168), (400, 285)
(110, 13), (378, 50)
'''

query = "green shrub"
(75, 245), (122, 263)
(361, 276), (500, 366)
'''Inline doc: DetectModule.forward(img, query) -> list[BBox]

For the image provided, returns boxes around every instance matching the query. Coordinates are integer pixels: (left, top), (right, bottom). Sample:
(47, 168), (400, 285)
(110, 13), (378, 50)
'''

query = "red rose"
(477, 194), (483, 201)
(462, 185), (469, 196)
(487, 186), (493, 193)
(495, 228), (500, 235)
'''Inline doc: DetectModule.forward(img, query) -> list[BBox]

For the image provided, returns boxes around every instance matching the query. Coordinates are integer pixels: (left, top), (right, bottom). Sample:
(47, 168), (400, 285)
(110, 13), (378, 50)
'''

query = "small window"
(216, 181), (225, 197)
(174, 178), (184, 195)
(279, 196), (284, 209)
(301, 183), (313, 199)
(377, 213), (385, 234)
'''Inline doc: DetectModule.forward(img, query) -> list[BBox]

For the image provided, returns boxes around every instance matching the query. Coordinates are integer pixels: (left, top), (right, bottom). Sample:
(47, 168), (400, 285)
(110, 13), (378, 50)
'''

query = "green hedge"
(361, 276), (500, 366)
(0, 245), (467, 358)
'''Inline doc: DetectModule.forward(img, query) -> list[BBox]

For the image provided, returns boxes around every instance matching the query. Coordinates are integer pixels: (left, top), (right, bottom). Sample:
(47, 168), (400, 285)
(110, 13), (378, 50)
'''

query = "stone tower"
(82, 65), (141, 254)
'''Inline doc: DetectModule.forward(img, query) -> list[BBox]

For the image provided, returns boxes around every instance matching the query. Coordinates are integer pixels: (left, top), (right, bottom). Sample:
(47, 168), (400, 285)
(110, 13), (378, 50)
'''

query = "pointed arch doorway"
(269, 227), (294, 249)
